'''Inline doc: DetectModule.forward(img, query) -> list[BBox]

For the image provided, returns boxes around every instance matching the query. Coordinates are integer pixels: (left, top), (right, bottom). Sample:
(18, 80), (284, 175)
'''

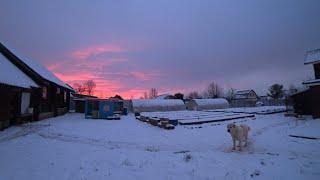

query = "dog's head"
(227, 123), (236, 133)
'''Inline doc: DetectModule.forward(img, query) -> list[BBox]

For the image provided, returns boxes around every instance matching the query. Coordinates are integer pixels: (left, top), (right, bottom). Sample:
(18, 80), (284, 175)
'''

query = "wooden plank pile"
(135, 113), (176, 130)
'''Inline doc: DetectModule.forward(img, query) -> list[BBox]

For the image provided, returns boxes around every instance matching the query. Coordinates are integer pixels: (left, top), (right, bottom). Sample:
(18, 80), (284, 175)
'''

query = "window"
(56, 87), (60, 94)
(64, 91), (67, 102)
(21, 92), (31, 114)
(42, 87), (47, 99)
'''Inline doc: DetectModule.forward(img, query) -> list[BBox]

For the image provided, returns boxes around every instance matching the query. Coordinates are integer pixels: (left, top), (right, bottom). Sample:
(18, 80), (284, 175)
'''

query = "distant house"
(0, 42), (74, 129)
(232, 90), (258, 107)
(292, 49), (320, 118)
(185, 98), (229, 111)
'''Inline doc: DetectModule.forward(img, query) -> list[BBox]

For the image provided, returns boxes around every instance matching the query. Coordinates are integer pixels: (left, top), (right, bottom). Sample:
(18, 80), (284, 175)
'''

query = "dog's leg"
(239, 140), (242, 151)
(244, 134), (248, 147)
(232, 138), (236, 150)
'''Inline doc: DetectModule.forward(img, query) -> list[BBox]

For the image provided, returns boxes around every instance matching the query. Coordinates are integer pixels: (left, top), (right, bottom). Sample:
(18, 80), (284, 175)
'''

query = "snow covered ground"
(0, 111), (320, 180)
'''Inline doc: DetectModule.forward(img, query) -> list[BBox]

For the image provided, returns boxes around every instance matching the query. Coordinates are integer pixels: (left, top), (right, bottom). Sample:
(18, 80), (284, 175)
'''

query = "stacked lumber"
(135, 115), (175, 130)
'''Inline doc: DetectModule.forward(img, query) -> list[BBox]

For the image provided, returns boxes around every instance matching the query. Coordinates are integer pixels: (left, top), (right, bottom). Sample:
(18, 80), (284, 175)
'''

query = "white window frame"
(42, 87), (47, 99)
(64, 91), (67, 102)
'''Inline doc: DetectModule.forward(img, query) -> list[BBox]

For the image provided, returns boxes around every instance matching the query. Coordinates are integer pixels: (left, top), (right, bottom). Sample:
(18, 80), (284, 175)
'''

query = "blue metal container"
(85, 99), (116, 119)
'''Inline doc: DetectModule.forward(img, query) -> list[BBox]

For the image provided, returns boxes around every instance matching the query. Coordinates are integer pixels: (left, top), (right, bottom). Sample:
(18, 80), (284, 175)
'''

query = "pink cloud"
(53, 72), (98, 82)
(45, 43), (157, 99)
(71, 44), (124, 59)
(130, 71), (150, 81)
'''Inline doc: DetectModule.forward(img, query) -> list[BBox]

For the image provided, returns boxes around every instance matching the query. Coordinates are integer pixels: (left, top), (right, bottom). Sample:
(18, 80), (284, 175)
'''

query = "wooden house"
(232, 90), (258, 107)
(292, 49), (320, 118)
(0, 42), (74, 127)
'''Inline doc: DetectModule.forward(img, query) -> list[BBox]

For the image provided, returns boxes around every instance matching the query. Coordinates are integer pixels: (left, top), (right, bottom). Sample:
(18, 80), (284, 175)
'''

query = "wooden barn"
(0, 42), (74, 129)
(0, 52), (39, 130)
(292, 49), (320, 118)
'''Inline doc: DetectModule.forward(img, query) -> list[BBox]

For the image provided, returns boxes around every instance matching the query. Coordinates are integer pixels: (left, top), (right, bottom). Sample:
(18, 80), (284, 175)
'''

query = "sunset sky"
(1, 0), (320, 99)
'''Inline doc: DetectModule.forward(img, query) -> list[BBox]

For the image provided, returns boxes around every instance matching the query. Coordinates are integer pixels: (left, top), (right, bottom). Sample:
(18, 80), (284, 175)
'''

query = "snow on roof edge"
(0, 53), (39, 88)
(1, 41), (73, 91)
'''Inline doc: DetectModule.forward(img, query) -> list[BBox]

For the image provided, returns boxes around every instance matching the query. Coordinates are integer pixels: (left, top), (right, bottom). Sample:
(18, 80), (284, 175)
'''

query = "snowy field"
(0, 111), (320, 180)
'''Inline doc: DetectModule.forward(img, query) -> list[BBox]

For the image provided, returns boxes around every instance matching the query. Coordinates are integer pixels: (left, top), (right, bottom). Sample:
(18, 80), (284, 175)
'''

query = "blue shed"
(85, 98), (123, 119)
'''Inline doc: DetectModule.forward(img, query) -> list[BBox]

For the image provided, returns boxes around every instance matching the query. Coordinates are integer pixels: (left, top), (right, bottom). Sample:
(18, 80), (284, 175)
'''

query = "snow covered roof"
(132, 99), (185, 107)
(192, 98), (229, 106)
(0, 53), (39, 88)
(234, 90), (256, 99)
(235, 90), (251, 95)
(303, 79), (320, 86)
(305, 49), (320, 65)
(0, 42), (73, 90)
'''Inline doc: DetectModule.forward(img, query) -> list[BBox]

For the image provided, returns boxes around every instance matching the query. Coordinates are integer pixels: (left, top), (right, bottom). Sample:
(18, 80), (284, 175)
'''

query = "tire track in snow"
(251, 120), (291, 137)
(0, 124), (49, 143)
(37, 131), (209, 153)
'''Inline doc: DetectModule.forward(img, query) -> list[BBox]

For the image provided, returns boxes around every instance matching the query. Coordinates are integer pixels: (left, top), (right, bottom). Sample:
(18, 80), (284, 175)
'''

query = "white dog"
(227, 123), (251, 151)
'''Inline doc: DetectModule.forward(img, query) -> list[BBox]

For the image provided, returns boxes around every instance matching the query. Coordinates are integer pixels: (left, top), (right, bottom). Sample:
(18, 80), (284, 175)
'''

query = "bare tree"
(149, 88), (158, 99)
(73, 83), (86, 94)
(143, 92), (148, 99)
(226, 88), (236, 102)
(83, 80), (96, 96)
(205, 82), (223, 98)
(188, 91), (201, 99)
